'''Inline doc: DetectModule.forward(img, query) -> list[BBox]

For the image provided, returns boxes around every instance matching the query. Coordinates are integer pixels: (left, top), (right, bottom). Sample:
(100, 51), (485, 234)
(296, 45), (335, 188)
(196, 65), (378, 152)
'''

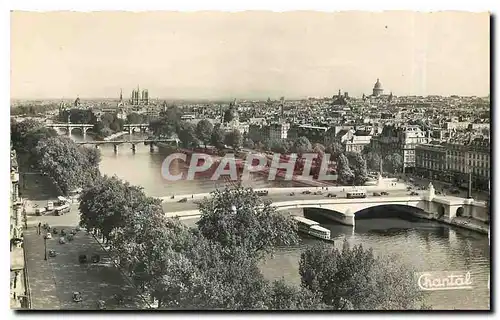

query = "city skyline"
(11, 11), (490, 100)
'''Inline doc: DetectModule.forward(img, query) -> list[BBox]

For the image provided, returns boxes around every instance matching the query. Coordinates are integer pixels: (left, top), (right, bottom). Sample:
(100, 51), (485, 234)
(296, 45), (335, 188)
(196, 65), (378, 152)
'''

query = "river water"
(77, 134), (490, 310)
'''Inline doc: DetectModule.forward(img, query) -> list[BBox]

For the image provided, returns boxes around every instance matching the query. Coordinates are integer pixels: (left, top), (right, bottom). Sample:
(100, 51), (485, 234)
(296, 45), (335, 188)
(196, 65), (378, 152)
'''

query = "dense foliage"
(10, 119), (101, 195)
(77, 181), (427, 310)
(11, 103), (59, 116)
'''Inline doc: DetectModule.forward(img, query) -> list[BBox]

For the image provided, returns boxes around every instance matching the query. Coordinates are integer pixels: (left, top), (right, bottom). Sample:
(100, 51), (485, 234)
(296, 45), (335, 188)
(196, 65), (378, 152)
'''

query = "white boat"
(292, 215), (333, 242)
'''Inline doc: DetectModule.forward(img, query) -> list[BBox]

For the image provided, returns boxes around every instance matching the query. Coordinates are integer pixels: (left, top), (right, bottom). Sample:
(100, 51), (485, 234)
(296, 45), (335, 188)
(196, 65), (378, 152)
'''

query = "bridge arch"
(353, 204), (427, 221)
(437, 204), (446, 219)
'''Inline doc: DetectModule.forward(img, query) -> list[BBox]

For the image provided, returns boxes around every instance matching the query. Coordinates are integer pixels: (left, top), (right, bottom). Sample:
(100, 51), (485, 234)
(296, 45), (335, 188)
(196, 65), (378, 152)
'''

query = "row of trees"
(78, 181), (426, 310)
(11, 103), (60, 116)
(11, 119), (101, 195)
(58, 109), (139, 139)
(149, 106), (243, 151)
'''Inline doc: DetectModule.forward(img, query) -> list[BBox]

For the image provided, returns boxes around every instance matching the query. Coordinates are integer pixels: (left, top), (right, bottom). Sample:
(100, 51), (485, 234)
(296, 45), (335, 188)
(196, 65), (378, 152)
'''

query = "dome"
(374, 78), (383, 89)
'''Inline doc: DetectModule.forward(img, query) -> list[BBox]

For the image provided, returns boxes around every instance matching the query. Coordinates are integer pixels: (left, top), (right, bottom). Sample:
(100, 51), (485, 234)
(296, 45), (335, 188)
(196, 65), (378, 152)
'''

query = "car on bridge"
(381, 191), (389, 196)
(302, 190), (311, 195)
(410, 191), (419, 196)
(256, 190), (269, 196)
(178, 198), (188, 203)
(326, 193), (337, 198)
(373, 192), (381, 196)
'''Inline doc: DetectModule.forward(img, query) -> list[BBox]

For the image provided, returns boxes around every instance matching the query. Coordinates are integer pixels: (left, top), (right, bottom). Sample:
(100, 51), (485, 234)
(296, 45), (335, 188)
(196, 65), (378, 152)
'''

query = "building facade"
(415, 138), (490, 191)
(370, 125), (429, 172)
(10, 148), (28, 309)
(268, 123), (290, 141)
(288, 124), (329, 144)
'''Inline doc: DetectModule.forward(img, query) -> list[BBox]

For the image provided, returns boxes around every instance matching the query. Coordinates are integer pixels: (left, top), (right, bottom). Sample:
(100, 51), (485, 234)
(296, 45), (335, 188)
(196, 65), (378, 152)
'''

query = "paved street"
(24, 205), (148, 310)
(162, 189), (423, 213)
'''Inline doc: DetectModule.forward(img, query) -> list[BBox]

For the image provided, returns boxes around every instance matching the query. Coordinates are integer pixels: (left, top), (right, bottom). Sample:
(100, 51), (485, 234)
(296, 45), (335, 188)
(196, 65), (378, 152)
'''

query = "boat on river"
(292, 215), (334, 242)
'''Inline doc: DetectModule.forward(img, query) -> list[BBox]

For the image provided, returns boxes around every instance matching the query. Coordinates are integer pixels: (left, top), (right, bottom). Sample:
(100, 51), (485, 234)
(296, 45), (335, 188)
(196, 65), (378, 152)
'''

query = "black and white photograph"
(7, 7), (491, 312)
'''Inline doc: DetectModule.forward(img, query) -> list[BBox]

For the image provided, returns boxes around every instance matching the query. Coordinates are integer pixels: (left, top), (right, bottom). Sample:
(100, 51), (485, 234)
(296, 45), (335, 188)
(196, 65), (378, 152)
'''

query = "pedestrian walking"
(38, 222), (41, 235)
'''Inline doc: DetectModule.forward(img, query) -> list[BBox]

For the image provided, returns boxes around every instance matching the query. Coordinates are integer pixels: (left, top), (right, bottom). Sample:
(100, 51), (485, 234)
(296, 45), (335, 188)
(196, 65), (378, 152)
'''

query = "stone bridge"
(164, 185), (488, 227)
(75, 138), (179, 152)
(46, 123), (95, 138)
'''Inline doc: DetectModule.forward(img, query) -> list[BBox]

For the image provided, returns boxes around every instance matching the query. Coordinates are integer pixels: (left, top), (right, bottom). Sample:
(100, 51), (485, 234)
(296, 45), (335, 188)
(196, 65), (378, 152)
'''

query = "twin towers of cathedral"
(118, 87), (149, 106)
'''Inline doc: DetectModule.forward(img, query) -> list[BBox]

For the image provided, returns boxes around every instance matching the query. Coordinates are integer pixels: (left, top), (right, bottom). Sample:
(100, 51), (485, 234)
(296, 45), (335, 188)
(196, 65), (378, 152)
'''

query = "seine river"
(83, 135), (490, 310)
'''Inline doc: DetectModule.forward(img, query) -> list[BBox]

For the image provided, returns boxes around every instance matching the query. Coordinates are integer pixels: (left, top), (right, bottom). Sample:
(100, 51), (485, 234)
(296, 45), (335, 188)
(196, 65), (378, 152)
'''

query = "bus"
(346, 190), (367, 199)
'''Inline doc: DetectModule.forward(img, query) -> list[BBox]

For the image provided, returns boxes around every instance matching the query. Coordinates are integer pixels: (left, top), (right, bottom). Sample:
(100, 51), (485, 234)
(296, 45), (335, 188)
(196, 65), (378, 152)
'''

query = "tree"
(127, 112), (144, 124)
(80, 146), (102, 168)
(337, 153), (354, 185)
(384, 153), (404, 174)
(325, 142), (344, 162)
(224, 129), (242, 151)
(268, 279), (326, 310)
(59, 108), (97, 124)
(243, 138), (255, 149)
(365, 151), (382, 172)
(299, 241), (426, 310)
(178, 122), (197, 148)
(197, 186), (300, 258)
(346, 152), (368, 185)
(109, 118), (125, 132)
(79, 175), (160, 241)
(293, 136), (312, 155)
(269, 139), (291, 154)
(33, 136), (97, 195)
(223, 107), (235, 123)
(195, 119), (214, 149)
(211, 127), (226, 151)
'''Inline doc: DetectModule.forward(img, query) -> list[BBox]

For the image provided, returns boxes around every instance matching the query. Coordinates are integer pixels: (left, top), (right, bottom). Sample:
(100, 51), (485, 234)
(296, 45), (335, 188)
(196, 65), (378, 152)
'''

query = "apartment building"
(288, 124), (329, 144)
(370, 125), (429, 172)
(415, 137), (490, 190)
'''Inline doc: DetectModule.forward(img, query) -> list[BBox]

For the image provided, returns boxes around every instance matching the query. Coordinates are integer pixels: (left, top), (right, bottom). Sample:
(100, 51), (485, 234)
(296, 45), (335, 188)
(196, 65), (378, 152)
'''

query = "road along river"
(76, 134), (490, 310)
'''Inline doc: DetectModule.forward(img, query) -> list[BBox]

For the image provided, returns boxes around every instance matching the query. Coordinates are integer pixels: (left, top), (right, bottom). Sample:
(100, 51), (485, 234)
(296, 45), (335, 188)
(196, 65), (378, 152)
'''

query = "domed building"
(372, 78), (384, 96)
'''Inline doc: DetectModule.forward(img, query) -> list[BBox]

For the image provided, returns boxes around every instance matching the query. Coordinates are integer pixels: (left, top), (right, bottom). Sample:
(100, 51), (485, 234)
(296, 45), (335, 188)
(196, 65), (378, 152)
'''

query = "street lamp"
(44, 236), (47, 261)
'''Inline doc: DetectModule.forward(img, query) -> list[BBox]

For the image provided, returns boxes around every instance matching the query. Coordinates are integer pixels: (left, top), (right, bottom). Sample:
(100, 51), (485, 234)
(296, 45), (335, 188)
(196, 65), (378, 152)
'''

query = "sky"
(10, 11), (490, 100)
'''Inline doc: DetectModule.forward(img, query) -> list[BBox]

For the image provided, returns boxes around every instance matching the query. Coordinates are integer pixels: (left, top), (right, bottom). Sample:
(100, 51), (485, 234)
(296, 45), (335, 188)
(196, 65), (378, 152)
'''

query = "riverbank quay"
(103, 131), (129, 141)
(22, 205), (144, 310)
(16, 152), (145, 310)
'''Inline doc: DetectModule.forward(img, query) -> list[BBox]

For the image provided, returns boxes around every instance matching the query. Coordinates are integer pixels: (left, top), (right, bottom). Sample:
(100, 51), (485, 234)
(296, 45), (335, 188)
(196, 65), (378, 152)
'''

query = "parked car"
(326, 193), (337, 198)
(373, 192), (381, 196)
(97, 300), (106, 310)
(48, 250), (57, 257)
(178, 198), (188, 203)
(59, 237), (66, 244)
(91, 254), (101, 263)
(381, 191), (389, 196)
(45, 233), (52, 240)
(73, 292), (83, 303)
(302, 190), (311, 195)
(79, 254), (88, 264)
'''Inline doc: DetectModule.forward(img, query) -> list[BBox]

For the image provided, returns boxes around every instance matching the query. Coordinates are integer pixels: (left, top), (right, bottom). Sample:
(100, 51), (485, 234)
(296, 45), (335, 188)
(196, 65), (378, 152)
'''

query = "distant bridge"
(46, 122), (151, 137)
(46, 122), (95, 138)
(76, 138), (180, 152)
